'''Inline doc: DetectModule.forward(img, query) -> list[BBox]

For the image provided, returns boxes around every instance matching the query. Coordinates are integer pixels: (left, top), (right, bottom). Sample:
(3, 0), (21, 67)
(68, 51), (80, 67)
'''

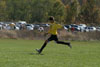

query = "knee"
(45, 40), (49, 43)
(55, 41), (59, 44)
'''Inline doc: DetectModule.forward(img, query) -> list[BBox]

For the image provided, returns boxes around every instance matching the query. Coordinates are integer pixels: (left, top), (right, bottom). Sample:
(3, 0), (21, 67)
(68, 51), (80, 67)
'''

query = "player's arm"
(44, 26), (50, 36)
(57, 24), (64, 29)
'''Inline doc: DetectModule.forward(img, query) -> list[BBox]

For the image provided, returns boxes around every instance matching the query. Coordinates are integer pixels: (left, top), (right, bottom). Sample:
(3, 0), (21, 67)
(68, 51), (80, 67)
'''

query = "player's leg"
(56, 41), (72, 48)
(54, 35), (72, 48)
(36, 35), (53, 54)
(36, 40), (49, 54)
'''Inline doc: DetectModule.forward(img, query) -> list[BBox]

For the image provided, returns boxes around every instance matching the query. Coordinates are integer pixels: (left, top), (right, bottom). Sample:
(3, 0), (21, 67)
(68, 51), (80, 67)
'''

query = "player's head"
(49, 16), (55, 23)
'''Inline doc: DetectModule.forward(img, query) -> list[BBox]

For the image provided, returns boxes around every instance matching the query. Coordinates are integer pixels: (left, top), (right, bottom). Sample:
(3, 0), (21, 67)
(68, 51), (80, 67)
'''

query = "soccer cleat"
(67, 43), (72, 48)
(36, 49), (41, 54)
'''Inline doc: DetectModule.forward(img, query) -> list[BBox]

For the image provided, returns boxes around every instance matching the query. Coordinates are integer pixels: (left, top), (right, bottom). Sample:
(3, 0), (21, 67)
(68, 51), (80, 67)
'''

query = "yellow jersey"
(48, 22), (63, 35)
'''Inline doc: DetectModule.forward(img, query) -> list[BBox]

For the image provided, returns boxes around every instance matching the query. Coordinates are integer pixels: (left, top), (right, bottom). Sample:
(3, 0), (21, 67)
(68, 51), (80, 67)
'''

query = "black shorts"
(47, 35), (58, 41)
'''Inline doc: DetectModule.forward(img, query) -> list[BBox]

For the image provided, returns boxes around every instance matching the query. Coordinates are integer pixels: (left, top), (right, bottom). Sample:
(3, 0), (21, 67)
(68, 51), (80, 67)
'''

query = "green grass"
(0, 39), (100, 67)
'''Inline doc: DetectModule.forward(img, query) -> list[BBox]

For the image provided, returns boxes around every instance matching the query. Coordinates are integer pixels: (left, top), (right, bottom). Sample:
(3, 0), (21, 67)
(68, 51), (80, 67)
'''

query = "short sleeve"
(57, 24), (63, 29)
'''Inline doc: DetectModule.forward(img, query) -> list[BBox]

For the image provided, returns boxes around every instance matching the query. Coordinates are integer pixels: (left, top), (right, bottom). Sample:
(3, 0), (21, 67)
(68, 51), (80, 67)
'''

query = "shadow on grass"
(29, 53), (44, 55)
(0, 50), (44, 55)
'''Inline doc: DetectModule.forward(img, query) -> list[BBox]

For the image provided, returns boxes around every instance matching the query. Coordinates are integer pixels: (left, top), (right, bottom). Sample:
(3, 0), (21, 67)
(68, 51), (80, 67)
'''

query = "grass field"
(0, 39), (100, 67)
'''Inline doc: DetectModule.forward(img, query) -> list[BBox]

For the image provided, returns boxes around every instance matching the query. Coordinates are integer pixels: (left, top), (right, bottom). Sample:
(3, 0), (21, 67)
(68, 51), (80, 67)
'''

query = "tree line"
(0, 0), (100, 25)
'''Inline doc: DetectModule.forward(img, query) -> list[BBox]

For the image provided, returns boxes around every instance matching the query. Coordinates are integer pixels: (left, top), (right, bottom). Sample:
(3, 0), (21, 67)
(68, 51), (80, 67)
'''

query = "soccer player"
(36, 16), (72, 54)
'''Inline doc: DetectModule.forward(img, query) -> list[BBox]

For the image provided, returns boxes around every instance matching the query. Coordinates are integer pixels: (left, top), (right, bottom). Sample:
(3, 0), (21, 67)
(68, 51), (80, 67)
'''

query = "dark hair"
(49, 16), (54, 21)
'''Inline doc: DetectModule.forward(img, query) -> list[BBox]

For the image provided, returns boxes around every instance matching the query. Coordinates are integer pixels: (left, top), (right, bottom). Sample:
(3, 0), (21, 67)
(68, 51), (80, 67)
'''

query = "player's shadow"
(29, 53), (44, 55)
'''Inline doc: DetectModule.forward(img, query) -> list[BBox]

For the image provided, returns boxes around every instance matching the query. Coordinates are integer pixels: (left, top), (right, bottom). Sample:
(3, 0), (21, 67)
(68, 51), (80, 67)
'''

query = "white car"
(78, 24), (86, 32)
(96, 27), (100, 31)
(26, 26), (34, 30)
(70, 24), (80, 31)
(79, 24), (86, 28)
(16, 21), (27, 27)
(84, 27), (90, 32)
(64, 26), (68, 30)
(84, 27), (96, 32)
(89, 27), (96, 31)
(15, 26), (20, 30)
(26, 24), (34, 30)
(5, 26), (11, 30)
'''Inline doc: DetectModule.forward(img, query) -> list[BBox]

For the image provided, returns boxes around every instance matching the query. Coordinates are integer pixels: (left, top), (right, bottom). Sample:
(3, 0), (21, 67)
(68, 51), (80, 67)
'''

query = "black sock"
(56, 41), (69, 45)
(40, 42), (47, 53)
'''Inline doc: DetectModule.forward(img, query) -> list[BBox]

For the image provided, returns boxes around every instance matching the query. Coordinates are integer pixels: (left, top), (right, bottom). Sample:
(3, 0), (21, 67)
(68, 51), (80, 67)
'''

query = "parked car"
(15, 26), (20, 30)
(33, 24), (40, 29)
(26, 24), (34, 30)
(84, 27), (90, 32)
(89, 27), (96, 31)
(79, 24), (86, 28)
(26, 26), (34, 30)
(96, 27), (100, 31)
(0, 22), (4, 25)
(78, 24), (86, 32)
(64, 25), (70, 30)
(40, 24), (50, 27)
(5, 25), (11, 30)
(84, 27), (96, 32)
(64, 26), (68, 30)
(16, 21), (27, 27)
(70, 24), (80, 31)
